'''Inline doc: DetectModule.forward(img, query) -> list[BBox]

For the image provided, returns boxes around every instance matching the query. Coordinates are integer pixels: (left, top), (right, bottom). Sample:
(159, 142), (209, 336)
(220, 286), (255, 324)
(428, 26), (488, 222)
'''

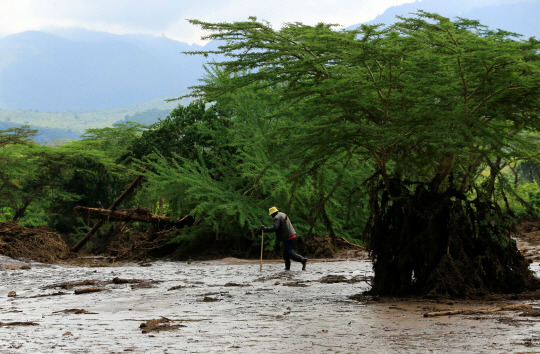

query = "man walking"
(262, 207), (307, 271)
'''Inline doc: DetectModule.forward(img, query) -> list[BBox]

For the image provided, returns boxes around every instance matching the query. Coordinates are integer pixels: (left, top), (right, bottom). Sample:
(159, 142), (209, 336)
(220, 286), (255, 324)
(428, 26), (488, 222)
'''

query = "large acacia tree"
(186, 12), (540, 297)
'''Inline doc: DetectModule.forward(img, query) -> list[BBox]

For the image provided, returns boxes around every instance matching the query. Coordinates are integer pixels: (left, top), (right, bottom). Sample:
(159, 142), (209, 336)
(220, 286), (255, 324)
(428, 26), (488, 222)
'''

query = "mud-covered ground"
(1, 254), (540, 353)
(515, 218), (540, 262)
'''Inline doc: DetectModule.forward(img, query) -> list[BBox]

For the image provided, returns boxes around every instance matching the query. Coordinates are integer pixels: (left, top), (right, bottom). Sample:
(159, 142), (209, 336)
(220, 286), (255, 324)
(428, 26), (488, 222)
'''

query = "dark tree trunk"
(12, 201), (30, 221)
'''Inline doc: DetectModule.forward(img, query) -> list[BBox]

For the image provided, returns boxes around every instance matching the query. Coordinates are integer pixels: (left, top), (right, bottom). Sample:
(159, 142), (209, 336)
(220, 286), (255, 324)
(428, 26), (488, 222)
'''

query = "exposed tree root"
(366, 181), (540, 298)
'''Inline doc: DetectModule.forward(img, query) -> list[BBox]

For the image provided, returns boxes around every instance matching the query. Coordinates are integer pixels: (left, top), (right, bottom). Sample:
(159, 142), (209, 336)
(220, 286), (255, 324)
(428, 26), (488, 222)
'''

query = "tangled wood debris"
(71, 174), (144, 253)
(0, 221), (68, 262)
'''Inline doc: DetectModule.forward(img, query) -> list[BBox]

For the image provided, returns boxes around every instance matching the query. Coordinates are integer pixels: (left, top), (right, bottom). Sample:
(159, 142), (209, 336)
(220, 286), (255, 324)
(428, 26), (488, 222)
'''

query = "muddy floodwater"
(1, 256), (540, 353)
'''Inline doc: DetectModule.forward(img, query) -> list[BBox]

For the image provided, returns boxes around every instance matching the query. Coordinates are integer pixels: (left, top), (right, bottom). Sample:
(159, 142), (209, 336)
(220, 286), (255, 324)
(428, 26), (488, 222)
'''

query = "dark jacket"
(263, 211), (296, 242)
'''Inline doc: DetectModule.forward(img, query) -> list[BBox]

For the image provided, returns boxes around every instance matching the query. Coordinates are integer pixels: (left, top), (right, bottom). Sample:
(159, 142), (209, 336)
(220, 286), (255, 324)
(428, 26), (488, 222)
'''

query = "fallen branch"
(29, 291), (68, 298)
(424, 304), (532, 317)
(74, 206), (195, 229)
(0, 321), (39, 327)
(74, 287), (104, 295)
(337, 236), (365, 250)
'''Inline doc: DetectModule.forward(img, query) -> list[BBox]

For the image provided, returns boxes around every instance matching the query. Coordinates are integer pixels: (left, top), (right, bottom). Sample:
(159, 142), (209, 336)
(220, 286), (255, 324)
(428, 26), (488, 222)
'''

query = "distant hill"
(0, 120), (82, 143)
(362, 0), (539, 39)
(0, 29), (210, 112)
(0, 97), (183, 144)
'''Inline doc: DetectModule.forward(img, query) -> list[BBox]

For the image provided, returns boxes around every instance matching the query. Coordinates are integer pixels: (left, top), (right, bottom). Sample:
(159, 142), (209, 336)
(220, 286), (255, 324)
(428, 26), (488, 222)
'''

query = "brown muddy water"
(1, 255), (540, 353)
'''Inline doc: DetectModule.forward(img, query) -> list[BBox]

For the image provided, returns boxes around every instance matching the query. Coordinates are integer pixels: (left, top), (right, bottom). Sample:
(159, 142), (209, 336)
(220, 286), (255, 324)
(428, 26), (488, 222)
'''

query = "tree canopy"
(187, 13), (539, 191)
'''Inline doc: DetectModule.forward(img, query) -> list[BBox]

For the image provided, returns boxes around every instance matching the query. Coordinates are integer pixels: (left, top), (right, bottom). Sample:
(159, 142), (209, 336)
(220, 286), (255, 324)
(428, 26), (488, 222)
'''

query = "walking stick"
(260, 231), (264, 272)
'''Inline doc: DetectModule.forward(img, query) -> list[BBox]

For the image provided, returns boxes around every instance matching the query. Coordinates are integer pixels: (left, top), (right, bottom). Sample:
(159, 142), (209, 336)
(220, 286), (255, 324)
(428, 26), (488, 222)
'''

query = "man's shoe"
(301, 258), (307, 271)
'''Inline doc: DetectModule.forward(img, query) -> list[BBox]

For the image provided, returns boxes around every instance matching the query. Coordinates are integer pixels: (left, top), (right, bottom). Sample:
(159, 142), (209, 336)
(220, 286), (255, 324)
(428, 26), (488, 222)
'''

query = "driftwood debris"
(0, 321), (39, 327)
(74, 287), (104, 295)
(139, 318), (185, 334)
(74, 206), (195, 229)
(423, 304), (532, 317)
(112, 277), (143, 285)
(29, 292), (68, 298)
(337, 236), (365, 250)
(52, 309), (96, 315)
(45, 279), (99, 290)
(71, 174), (144, 252)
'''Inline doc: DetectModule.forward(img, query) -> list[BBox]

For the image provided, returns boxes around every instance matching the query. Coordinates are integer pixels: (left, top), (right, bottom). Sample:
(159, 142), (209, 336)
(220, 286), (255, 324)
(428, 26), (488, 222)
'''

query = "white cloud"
(0, 0), (417, 44)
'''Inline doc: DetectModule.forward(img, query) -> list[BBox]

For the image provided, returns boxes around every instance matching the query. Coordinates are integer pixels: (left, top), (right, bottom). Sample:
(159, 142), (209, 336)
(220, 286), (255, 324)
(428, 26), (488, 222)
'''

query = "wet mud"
(515, 219), (540, 262)
(1, 255), (540, 353)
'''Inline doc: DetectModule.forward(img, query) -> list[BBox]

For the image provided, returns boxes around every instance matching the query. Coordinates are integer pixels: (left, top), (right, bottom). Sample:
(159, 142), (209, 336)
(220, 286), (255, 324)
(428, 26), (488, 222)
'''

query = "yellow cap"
(268, 207), (278, 215)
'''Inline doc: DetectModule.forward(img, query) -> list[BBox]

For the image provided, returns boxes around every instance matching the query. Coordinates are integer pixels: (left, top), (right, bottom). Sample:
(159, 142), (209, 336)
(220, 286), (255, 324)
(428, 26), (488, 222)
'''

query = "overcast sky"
(0, 0), (523, 45)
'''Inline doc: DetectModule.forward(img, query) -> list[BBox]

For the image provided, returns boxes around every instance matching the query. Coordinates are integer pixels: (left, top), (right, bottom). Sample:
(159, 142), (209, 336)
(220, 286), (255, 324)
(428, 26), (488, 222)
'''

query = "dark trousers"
(283, 238), (304, 270)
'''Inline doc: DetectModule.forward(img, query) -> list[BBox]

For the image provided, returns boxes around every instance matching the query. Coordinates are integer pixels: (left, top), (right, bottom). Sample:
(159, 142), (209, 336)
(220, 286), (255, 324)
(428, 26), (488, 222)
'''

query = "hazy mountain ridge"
(0, 29), (208, 112)
(0, 97), (182, 143)
(364, 0), (539, 38)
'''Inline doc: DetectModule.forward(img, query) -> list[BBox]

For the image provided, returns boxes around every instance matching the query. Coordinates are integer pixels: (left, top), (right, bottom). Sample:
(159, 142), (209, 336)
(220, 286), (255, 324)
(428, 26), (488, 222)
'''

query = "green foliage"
(0, 125), (37, 147)
(0, 140), (69, 222)
(79, 121), (147, 162)
(45, 152), (127, 233)
(133, 96), (267, 240)
(518, 160), (540, 185)
(125, 100), (231, 163)
(46, 123), (144, 233)
(141, 153), (267, 239)
(0, 122), (137, 232)
(513, 182), (540, 215)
